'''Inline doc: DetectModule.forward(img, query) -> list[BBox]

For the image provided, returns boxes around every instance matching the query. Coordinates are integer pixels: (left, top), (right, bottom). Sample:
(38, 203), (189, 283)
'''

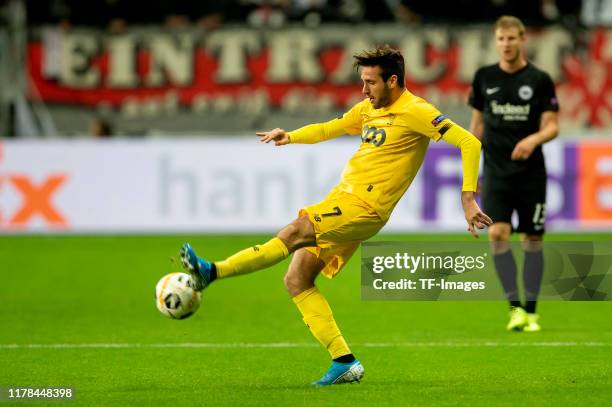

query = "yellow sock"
(215, 237), (289, 278)
(293, 287), (351, 359)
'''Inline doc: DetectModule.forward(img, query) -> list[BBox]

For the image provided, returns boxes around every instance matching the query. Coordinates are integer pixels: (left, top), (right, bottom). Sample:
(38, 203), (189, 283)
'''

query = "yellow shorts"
(299, 188), (385, 279)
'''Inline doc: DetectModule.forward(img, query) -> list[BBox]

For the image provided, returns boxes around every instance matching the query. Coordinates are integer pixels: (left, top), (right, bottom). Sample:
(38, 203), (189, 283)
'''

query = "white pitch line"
(1, 342), (611, 350)
(363, 342), (612, 347)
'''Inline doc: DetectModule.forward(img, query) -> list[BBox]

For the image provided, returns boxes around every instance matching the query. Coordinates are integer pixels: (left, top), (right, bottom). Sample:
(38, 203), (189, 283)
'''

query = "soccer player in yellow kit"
(180, 45), (492, 386)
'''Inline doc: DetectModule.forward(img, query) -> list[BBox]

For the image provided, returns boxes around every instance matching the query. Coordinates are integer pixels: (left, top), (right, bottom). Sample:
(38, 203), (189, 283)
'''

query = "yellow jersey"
(289, 90), (460, 221)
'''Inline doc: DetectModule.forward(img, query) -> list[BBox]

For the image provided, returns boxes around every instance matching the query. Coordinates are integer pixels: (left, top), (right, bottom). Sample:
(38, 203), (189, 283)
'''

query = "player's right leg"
(180, 216), (315, 291)
(483, 178), (527, 330)
(489, 223), (527, 331)
(285, 249), (363, 386)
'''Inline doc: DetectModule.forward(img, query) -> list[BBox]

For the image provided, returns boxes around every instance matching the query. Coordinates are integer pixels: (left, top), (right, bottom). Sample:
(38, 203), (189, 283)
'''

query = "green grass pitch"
(1, 234), (611, 406)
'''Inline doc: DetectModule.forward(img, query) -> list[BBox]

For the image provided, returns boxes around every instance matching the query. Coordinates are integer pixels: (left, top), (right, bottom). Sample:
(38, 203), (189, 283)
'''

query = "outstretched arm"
(257, 117), (352, 146)
(441, 124), (492, 238)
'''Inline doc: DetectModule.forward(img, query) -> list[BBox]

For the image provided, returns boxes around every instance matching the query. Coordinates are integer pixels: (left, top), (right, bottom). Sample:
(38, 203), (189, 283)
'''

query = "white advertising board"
(0, 138), (607, 233)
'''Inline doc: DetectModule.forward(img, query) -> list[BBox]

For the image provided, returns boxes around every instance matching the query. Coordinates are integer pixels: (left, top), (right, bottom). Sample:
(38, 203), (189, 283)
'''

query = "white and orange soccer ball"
(155, 273), (201, 319)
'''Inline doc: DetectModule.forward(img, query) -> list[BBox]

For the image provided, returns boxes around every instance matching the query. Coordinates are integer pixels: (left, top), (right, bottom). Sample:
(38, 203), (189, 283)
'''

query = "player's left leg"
(521, 233), (544, 332)
(516, 176), (546, 332)
(285, 248), (363, 386)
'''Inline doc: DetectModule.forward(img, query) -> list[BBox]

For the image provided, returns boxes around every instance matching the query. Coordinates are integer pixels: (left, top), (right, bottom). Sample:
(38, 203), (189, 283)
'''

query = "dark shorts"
(482, 173), (547, 235)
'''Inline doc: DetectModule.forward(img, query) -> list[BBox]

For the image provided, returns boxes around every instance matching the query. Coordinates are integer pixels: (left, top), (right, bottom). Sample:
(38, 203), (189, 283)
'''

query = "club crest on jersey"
(361, 125), (386, 147)
(518, 85), (533, 100)
(431, 114), (446, 126)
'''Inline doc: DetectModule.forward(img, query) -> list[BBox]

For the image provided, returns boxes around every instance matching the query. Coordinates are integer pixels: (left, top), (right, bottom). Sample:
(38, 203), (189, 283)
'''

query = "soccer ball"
(155, 272), (202, 320)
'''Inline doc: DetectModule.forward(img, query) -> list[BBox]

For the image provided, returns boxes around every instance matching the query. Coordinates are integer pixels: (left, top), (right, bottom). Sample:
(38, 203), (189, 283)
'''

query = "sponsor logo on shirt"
(519, 85), (534, 100)
(485, 87), (500, 95)
(490, 101), (531, 121)
(361, 125), (387, 147)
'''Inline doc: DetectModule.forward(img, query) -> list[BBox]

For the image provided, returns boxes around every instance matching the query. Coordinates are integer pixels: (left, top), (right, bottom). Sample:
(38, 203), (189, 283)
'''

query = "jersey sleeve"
(539, 72), (559, 112)
(288, 100), (364, 144)
(406, 101), (454, 142)
(441, 124), (481, 192)
(337, 99), (365, 135)
(468, 69), (484, 111)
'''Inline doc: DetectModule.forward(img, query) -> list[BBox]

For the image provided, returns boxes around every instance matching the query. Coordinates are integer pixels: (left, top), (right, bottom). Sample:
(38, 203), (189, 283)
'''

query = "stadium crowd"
(20, 0), (599, 29)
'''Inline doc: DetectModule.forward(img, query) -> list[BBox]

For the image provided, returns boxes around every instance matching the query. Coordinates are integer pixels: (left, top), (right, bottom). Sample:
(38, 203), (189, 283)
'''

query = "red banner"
(27, 26), (611, 128)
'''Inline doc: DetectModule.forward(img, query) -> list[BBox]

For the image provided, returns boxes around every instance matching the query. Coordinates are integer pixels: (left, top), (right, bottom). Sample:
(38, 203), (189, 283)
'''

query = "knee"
(488, 224), (511, 254)
(488, 224), (511, 242)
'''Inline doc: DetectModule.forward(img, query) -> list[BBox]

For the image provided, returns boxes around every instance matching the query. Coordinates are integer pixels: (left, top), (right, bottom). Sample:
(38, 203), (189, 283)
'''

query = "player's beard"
(374, 84), (391, 109)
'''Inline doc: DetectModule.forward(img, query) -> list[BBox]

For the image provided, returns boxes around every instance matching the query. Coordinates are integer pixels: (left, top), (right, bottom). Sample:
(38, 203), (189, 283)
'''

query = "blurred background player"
(180, 45), (492, 386)
(468, 16), (560, 332)
(89, 116), (113, 138)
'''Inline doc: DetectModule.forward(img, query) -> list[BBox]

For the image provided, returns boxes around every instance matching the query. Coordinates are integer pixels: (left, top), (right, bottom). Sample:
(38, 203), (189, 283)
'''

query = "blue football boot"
(179, 243), (215, 291)
(312, 360), (364, 387)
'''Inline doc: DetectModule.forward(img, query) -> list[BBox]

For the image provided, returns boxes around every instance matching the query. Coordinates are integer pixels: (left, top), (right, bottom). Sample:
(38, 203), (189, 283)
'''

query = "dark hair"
(353, 45), (405, 88)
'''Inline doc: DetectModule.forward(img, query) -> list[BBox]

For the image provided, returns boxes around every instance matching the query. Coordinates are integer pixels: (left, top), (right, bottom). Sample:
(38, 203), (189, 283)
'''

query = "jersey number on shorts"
(313, 206), (342, 222)
(322, 207), (342, 217)
(532, 203), (546, 226)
